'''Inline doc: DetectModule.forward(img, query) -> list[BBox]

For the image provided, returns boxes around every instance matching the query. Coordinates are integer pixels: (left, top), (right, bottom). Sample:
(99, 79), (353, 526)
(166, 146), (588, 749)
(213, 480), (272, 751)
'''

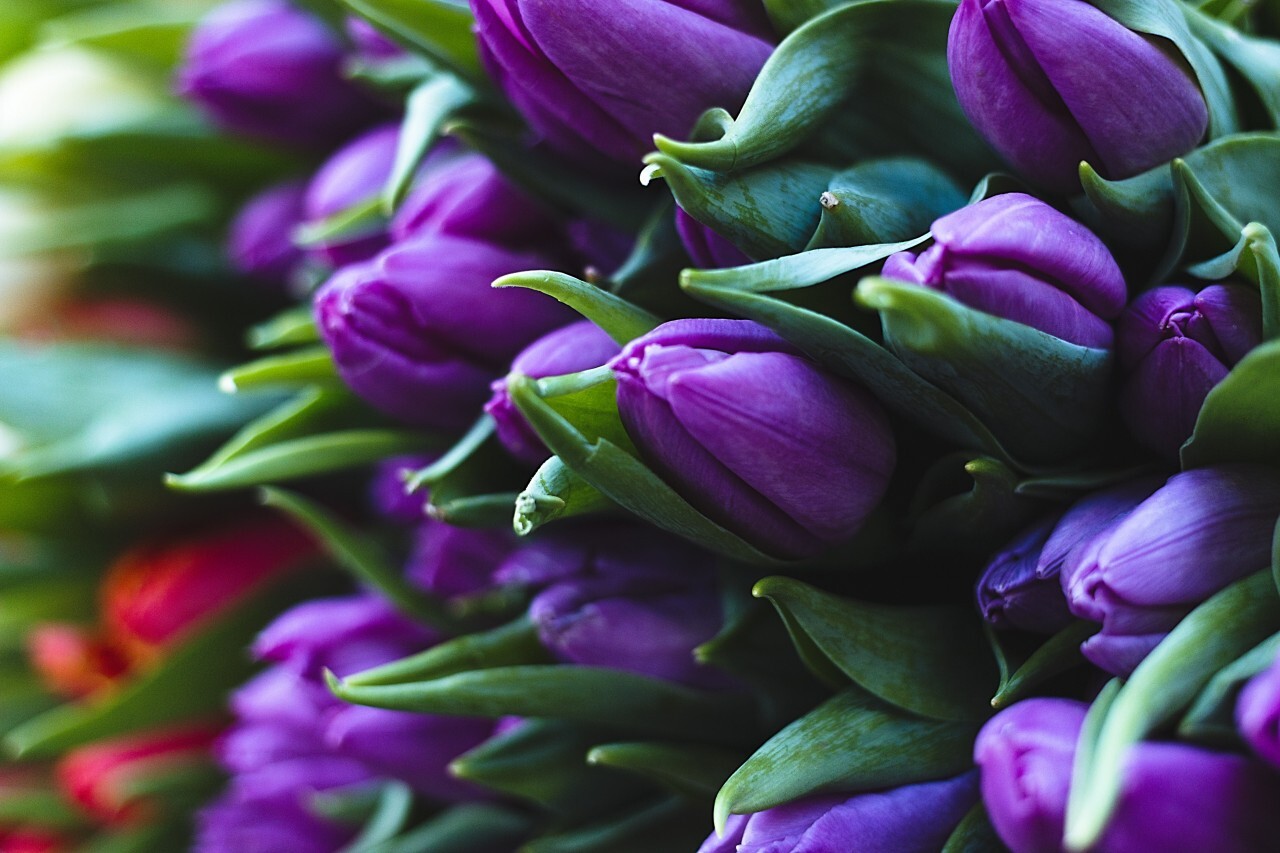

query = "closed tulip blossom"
(882, 193), (1126, 348)
(405, 519), (520, 600)
(976, 698), (1280, 853)
(471, 0), (774, 165)
(1061, 466), (1280, 676)
(1236, 651), (1280, 768)
(947, 0), (1208, 192)
(697, 773), (979, 853)
(302, 123), (400, 267)
(1117, 284), (1263, 457)
(675, 207), (751, 269)
(177, 0), (380, 148)
(610, 319), (895, 559)
(976, 516), (1073, 634)
(227, 179), (308, 286)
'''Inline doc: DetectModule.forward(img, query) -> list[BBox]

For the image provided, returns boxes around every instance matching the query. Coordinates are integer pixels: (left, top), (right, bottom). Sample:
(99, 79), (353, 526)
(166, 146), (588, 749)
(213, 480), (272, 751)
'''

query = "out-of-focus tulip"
(610, 318), (895, 559)
(27, 624), (129, 699)
(882, 193), (1125, 348)
(345, 17), (403, 61)
(976, 698), (1280, 853)
(947, 0), (1208, 192)
(0, 829), (64, 853)
(471, 0), (774, 165)
(485, 320), (622, 464)
(369, 454), (435, 524)
(697, 772), (979, 853)
(1117, 284), (1263, 457)
(1236, 650), (1280, 768)
(406, 520), (518, 600)
(228, 180), (308, 285)
(177, 0), (380, 147)
(675, 207), (752, 269)
(976, 516), (1073, 633)
(1061, 466), (1280, 675)
(302, 123), (399, 267)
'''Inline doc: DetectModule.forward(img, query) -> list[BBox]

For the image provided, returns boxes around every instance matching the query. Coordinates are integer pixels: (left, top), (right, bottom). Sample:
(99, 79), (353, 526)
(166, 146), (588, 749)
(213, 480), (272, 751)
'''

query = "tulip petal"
(1120, 337), (1229, 456)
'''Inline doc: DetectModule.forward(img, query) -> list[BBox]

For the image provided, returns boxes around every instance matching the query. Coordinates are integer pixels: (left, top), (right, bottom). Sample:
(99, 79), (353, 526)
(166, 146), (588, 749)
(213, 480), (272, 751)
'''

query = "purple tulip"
(976, 516), (1073, 634)
(302, 123), (400, 267)
(471, 0), (774, 165)
(485, 320), (622, 464)
(227, 179), (308, 285)
(345, 17), (403, 61)
(947, 0), (1208, 192)
(406, 519), (520, 599)
(676, 207), (752, 269)
(976, 698), (1280, 853)
(1118, 284), (1263, 457)
(697, 773), (979, 853)
(1036, 478), (1162, 587)
(882, 193), (1126, 348)
(610, 318), (895, 559)
(369, 454), (436, 524)
(177, 0), (380, 148)
(314, 232), (574, 430)
(1237, 650), (1280, 768)
(1060, 466), (1280, 676)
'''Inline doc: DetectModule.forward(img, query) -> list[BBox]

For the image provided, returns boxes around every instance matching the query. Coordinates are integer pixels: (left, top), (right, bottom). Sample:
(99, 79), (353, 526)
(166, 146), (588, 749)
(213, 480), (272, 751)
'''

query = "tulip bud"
(882, 193), (1125, 348)
(1236, 651), (1280, 769)
(975, 516), (1073, 634)
(368, 454), (436, 524)
(102, 516), (316, 665)
(57, 723), (221, 824)
(302, 123), (399, 267)
(177, 0), (380, 148)
(314, 233), (574, 430)
(1061, 466), (1280, 676)
(471, 0), (774, 165)
(697, 773), (979, 853)
(485, 320), (622, 464)
(947, 0), (1208, 192)
(1036, 477), (1162, 585)
(406, 519), (519, 599)
(27, 624), (129, 699)
(1118, 284), (1263, 457)
(675, 207), (751, 269)
(610, 319), (895, 559)
(976, 698), (1280, 853)
(227, 180), (308, 285)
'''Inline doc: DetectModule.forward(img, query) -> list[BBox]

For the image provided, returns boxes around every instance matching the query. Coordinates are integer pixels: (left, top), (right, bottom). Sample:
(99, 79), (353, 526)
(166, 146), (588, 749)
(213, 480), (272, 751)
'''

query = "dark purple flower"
(698, 773), (979, 853)
(1060, 466), (1280, 676)
(471, 0), (774, 165)
(227, 179), (308, 285)
(485, 320), (622, 464)
(1118, 284), (1263, 457)
(882, 193), (1125, 348)
(610, 318), (895, 559)
(177, 0), (380, 148)
(314, 232), (574, 430)
(1238, 650), (1280, 769)
(369, 454), (436, 524)
(976, 516), (1073, 633)
(565, 219), (635, 278)
(947, 0), (1208, 192)
(303, 123), (400, 267)
(976, 698), (1280, 853)
(406, 519), (519, 599)
(1036, 478), (1162, 586)
(676, 206), (752, 268)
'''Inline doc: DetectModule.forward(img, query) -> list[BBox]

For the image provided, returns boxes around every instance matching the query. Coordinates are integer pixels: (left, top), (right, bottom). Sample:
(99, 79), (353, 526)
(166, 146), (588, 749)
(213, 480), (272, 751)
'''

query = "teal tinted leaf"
(1180, 630), (1280, 744)
(523, 797), (705, 853)
(219, 346), (339, 392)
(339, 0), (480, 78)
(383, 73), (475, 212)
(329, 666), (755, 744)
(653, 0), (994, 178)
(1182, 339), (1280, 468)
(764, 0), (853, 33)
(714, 689), (979, 829)
(260, 487), (457, 630)
(513, 456), (614, 536)
(1185, 222), (1280, 341)
(682, 234), (926, 294)
(910, 455), (1041, 555)
(247, 307), (320, 350)
(1065, 570), (1280, 850)
(1185, 5), (1280, 125)
(585, 742), (745, 799)
(343, 618), (550, 687)
(809, 157), (966, 249)
(991, 622), (1097, 710)
(641, 153), (832, 258)
(856, 277), (1113, 462)
(754, 576), (997, 721)
(360, 804), (531, 853)
(942, 803), (1004, 853)
(345, 782), (414, 853)
(494, 272), (660, 345)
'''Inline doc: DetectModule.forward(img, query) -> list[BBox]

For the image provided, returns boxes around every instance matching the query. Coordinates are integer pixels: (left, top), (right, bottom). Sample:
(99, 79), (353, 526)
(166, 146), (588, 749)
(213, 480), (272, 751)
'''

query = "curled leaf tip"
(217, 374), (238, 394)
(639, 162), (664, 186)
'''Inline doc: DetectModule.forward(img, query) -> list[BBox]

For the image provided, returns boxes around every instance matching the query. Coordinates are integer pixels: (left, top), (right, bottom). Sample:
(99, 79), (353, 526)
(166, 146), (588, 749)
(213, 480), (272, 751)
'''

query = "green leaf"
(513, 455), (614, 536)
(359, 804), (531, 853)
(991, 622), (1097, 710)
(714, 688), (979, 830)
(260, 487), (458, 631)
(809, 157), (966, 249)
(607, 199), (696, 318)
(329, 666), (755, 744)
(1179, 630), (1280, 744)
(523, 797), (706, 853)
(339, 0), (480, 79)
(383, 73), (476, 212)
(1185, 4), (1280, 126)
(856, 277), (1112, 463)
(764, 0), (855, 33)
(910, 455), (1042, 555)
(1185, 222), (1280, 342)
(40, 4), (203, 69)
(942, 803), (1004, 853)
(400, 416), (523, 526)
(641, 153), (832, 259)
(343, 617), (550, 687)
(293, 196), (385, 249)
(585, 742), (746, 799)
(754, 576), (997, 721)
(493, 272), (660, 345)
(1065, 570), (1280, 851)
(247, 307), (320, 350)
(219, 346), (339, 392)
(344, 782), (414, 853)
(1182, 339), (1280, 468)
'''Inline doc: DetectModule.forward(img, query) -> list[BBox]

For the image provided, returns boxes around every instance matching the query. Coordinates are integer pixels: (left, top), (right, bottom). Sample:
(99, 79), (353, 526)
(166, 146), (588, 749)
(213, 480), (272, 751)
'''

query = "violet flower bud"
(1118, 284), (1263, 457)
(947, 0), (1208, 192)
(1236, 650), (1280, 769)
(227, 179), (308, 285)
(1061, 466), (1280, 676)
(697, 773), (979, 853)
(882, 193), (1125, 348)
(676, 206), (751, 269)
(368, 454), (436, 524)
(610, 319), (895, 559)
(485, 320), (622, 464)
(406, 519), (519, 599)
(1036, 478), (1162, 587)
(976, 516), (1073, 634)
(314, 232), (574, 430)
(976, 698), (1280, 853)
(177, 0), (380, 148)
(471, 0), (774, 165)
(302, 123), (400, 267)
